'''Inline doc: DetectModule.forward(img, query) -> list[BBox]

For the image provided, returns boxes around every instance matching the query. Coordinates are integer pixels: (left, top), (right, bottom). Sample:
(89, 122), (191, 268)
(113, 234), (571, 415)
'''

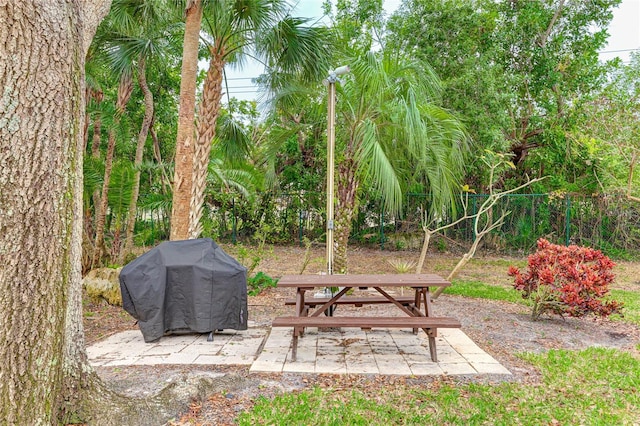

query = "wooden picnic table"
(272, 273), (461, 362)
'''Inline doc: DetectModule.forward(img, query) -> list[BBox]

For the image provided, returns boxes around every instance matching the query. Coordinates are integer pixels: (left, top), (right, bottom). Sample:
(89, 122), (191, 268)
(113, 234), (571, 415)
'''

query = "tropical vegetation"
(80, 0), (639, 271)
(6, 0), (640, 422)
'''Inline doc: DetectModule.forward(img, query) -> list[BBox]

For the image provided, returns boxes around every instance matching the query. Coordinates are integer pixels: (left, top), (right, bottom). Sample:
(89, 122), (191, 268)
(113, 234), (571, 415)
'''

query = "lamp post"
(326, 65), (350, 276)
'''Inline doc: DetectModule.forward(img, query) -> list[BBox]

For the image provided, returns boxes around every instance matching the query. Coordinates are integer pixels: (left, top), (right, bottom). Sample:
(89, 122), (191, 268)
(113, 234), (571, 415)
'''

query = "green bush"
(247, 272), (278, 296)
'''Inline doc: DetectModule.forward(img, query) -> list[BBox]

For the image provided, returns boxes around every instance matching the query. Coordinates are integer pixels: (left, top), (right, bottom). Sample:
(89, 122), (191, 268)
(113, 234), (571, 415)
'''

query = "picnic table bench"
(272, 274), (461, 362)
(284, 295), (416, 312)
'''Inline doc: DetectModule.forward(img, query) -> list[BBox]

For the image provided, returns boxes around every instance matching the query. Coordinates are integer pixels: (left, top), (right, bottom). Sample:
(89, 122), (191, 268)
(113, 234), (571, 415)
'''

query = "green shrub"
(387, 259), (417, 273)
(247, 272), (278, 296)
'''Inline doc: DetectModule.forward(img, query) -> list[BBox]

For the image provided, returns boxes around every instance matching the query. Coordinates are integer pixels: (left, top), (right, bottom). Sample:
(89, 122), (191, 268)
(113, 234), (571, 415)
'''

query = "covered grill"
(119, 238), (248, 342)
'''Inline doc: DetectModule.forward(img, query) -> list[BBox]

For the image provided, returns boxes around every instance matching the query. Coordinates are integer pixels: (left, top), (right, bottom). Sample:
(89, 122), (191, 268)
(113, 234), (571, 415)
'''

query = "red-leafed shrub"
(508, 238), (623, 321)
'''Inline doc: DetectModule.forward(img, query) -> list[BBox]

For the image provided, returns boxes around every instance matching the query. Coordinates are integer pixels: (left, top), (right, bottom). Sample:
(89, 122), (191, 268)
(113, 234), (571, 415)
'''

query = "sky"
(599, 0), (640, 63)
(222, 0), (400, 101)
(223, 0), (640, 102)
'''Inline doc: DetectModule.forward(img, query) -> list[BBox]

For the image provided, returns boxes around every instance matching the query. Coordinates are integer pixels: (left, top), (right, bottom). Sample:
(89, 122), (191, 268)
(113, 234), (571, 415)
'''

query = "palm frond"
(215, 113), (252, 163)
(354, 119), (403, 214)
(206, 155), (260, 200)
(107, 160), (135, 220)
(329, 47), (469, 219)
(83, 156), (105, 200)
(261, 16), (331, 82)
(138, 191), (172, 212)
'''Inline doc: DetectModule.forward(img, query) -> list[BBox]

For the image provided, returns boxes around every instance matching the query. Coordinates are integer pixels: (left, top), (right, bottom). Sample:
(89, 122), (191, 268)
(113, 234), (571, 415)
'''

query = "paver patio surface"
(88, 323), (511, 377)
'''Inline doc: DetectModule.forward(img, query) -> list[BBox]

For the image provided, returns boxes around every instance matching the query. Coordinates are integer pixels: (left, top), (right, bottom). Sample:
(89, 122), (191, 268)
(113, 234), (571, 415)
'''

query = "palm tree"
(330, 50), (469, 272)
(121, 58), (155, 257)
(108, 0), (174, 257)
(84, 50), (107, 232)
(89, 2), (138, 267)
(90, 0), (176, 265)
(182, 0), (330, 239)
(171, 0), (203, 240)
(92, 69), (134, 267)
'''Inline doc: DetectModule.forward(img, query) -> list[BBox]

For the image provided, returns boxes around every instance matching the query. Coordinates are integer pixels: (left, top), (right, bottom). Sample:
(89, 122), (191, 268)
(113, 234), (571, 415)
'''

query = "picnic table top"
(277, 273), (450, 288)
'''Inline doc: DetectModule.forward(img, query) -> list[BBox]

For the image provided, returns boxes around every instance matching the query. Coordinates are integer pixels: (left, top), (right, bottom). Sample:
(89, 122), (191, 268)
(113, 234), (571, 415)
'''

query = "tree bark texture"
(171, 0), (202, 240)
(0, 1), (111, 423)
(189, 49), (225, 239)
(123, 59), (154, 256)
(333, 160), (360, 274)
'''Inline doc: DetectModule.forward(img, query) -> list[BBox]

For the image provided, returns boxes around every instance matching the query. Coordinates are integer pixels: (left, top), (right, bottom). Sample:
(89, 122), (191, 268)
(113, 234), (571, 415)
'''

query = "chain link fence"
(135, 192), (640, 257)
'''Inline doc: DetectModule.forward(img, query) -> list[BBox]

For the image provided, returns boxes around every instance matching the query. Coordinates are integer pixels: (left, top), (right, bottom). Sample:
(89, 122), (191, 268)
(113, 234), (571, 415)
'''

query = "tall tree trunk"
(150, 123), (172, 194)
(90, 98), (103, 224)
(171, 0), (203, 240)
(123, 59), (154, 257)
(1, 2), (242, 424)
(333, 161), (360, 274)
(0, 1), (111, 422)
(189, 49), (225, 238)
(85, 96), (103, 273)
(92, 73), (133, 267)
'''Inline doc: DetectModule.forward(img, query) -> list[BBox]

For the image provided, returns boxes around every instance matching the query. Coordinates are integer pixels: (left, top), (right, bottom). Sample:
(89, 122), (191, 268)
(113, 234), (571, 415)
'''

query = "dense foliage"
(82, 0), (639, 266)
(388, 0), (623, 192)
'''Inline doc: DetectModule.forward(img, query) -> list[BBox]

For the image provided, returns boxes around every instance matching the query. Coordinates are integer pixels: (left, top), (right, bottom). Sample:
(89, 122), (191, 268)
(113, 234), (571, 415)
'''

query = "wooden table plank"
(277, 273), (450, 288)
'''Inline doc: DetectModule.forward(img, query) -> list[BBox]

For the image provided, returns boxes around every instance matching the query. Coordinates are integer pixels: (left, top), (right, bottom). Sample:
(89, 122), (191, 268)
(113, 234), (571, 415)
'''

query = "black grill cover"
(119, 238), (248, 342)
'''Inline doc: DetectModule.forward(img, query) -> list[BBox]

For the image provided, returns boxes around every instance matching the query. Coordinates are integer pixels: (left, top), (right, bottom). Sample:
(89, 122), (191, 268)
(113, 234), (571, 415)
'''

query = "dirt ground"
(85, 245), (640, 425)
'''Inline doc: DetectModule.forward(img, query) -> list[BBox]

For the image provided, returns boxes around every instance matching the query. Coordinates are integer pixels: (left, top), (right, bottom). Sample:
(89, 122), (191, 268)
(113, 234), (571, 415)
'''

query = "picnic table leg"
(412, 288), (422, 334)
(291, 330), (298, 362)
(295, 289), (304, 316)
(295, 289), (306, 337)
(423, 289), (438, 361)
(426, 329), (438, 362)
(423, 288), (433, 317)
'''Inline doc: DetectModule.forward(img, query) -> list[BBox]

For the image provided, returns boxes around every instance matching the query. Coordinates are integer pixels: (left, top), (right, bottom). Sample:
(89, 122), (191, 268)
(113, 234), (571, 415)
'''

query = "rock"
(84, 267), (123, 306)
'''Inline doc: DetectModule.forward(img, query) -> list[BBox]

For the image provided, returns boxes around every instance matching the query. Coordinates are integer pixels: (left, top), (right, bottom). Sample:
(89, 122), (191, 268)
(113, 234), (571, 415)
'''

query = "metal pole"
(324, 65), (349, 277)
(379, 205), (384, 251)
(298, 205), (303, 247)
(232, 197), (237, 244)
(326, 80), (336, 275)
(565, 194), (571, 246)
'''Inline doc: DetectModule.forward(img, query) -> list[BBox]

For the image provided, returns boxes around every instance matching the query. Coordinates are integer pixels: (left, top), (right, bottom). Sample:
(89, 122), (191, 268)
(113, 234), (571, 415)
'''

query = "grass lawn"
(611, 289), (640, 326)
(446, 279), (640, 327)
(445, 279), (526, 304)
(238, 348), (640, 425)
